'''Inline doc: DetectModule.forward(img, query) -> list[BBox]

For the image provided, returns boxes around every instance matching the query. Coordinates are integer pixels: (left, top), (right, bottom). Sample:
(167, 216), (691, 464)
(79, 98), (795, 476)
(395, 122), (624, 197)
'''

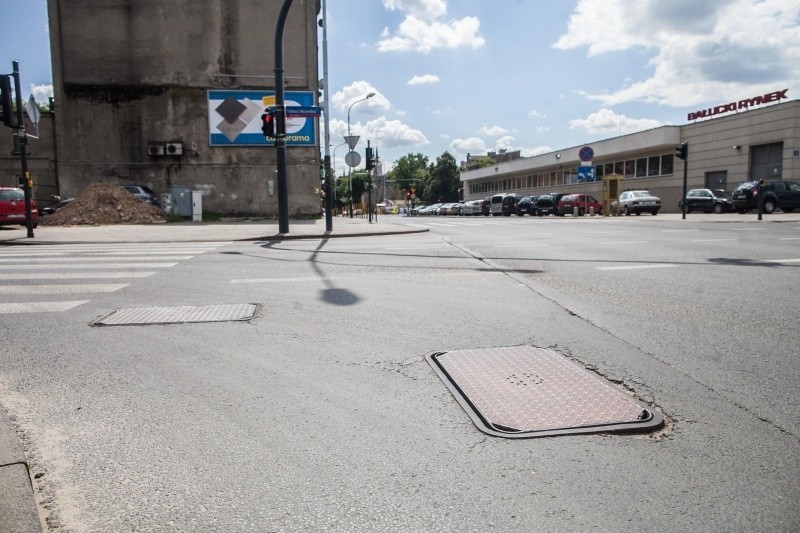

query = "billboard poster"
(207, 90), (316, 147)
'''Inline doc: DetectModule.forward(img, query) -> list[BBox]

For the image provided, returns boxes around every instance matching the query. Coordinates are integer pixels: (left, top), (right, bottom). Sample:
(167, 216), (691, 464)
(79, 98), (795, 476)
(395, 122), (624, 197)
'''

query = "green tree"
(424, 152), (460, 204)
(334, 171), (370, 208)
(386, 153), (429, 200)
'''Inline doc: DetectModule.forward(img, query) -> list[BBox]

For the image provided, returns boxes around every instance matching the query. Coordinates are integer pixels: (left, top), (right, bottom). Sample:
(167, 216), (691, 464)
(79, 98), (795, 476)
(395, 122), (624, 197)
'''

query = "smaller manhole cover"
(427, 345), (663, 438)
(91, 303), (261, 326)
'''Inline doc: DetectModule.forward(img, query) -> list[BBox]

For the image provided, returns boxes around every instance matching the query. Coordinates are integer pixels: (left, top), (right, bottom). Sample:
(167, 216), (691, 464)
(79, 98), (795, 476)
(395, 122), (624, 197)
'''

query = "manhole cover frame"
(426, 346), (664, 439)
(90, 303), (263, 326)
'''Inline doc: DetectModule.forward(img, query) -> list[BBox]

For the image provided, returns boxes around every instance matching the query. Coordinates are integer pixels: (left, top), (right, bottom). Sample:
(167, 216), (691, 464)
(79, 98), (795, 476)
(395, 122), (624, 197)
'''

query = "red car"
(557, 194), (602, 216)
(0, 187), (38, 228)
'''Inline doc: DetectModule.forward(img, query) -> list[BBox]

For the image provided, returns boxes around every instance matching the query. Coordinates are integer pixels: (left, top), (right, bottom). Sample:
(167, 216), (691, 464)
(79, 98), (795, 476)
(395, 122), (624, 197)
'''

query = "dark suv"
(731, 180), (800, 214)
(501, 194), (523, 216)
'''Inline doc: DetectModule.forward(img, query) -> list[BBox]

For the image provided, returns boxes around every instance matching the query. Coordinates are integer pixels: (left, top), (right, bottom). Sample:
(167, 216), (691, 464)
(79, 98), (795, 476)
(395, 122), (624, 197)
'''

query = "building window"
(648, 156), (660, 176)
(661, 154), (674, 175)
(596, 165), (605, 178)
(624, 160), (635, 178)
(614, 161), (624, 175)
(636, 158), (647, 177)
(604, 163), (613, 176)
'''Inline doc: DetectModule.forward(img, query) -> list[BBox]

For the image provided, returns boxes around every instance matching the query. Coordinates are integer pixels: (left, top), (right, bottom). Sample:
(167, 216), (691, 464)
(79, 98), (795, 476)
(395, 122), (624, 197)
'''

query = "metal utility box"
(603, 173), (624, 216)
(191, 190), (202, 221)
(170, 186), (192, 217)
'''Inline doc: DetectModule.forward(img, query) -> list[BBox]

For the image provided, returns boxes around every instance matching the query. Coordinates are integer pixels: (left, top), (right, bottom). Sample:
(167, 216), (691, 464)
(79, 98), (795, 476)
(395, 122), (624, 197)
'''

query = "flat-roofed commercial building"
(460, 97), (799, 213)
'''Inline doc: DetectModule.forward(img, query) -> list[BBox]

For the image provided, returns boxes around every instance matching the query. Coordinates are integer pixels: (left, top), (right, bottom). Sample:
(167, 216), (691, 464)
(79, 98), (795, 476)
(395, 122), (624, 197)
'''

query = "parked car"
(122, 184), (159, 206)
(460, 199), (483, 216)
(618, 190), (661, 215)
(481, 197), (491, 216)
(731, 180), (800, 214)
(550, 193), (570, 216)
(515, 196), (538, 216)
(557, 194), (602, 216)
(0, 187), (38, 228)
(490, 194), (505, 216)
(679, 188), (735, 213)
(421, 203), (443, 215)
(501, 194), (522, 216)
(533, 194), (556, 216)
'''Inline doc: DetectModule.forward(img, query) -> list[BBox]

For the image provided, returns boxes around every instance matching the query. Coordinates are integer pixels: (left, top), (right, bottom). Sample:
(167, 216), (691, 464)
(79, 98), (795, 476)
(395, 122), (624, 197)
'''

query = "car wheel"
(763, 199), (777, 214)
(577, 208), (585, 217)
(635, 211), (641, 215)
(737, 208), (747, 214)
(713, 203), (723, 214)
(651, 210), (658, 216)
(624, 206), (631, 216)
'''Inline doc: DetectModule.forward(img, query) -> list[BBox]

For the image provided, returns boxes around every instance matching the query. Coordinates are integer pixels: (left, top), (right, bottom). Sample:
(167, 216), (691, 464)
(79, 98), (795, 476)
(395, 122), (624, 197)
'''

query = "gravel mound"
(42, 183), (163, 225)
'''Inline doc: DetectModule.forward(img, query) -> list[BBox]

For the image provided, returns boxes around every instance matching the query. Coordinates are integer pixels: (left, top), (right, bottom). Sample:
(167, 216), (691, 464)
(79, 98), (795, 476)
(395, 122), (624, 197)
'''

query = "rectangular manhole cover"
(426, 345), (663, 438)
(91, 303), (261, 326)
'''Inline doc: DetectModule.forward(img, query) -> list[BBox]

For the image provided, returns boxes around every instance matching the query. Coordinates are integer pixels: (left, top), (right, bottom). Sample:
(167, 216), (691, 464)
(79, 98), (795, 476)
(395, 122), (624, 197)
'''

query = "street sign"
(344, 135), (360, 150)
(25, 95), (40, 125)
(285, 106), (322, 118)
(578, 146), (594, 162)
(576, 165), (596, 182)
(345, 151), (361, 167)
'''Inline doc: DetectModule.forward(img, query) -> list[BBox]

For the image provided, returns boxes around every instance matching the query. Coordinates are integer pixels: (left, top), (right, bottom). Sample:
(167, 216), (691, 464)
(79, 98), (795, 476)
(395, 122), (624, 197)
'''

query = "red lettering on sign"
(689, 89), (789, 121)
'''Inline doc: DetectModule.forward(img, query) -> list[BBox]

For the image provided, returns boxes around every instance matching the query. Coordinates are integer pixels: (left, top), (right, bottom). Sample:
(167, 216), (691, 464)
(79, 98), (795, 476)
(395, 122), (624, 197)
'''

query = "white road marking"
(0, 284), (128, 294)
(230, 277), (329, 284)
(0, 301), (90, 314)
(692, 239), (737, 242)
(492, 244), (549, 248)
(0, 256), (193, 263)
(0, 263), (177, 270)
(0, 272), (156, 280)
(662, 229), (700, 233)
(764, 258), (800, 263)
(601, 241), (649, 245)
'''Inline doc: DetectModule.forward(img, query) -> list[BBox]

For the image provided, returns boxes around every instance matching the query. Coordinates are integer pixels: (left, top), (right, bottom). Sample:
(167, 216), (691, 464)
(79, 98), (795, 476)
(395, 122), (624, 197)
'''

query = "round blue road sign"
(579, 146), (594, 162)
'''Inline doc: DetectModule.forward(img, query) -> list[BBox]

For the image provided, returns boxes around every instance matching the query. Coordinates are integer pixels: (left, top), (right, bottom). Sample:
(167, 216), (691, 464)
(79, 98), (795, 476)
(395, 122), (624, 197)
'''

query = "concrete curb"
(0, 407), (41, 532)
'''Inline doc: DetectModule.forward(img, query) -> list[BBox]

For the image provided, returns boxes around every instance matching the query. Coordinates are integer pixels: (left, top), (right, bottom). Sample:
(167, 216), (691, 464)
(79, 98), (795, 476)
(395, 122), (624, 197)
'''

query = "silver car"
(618, 190), (661, 216)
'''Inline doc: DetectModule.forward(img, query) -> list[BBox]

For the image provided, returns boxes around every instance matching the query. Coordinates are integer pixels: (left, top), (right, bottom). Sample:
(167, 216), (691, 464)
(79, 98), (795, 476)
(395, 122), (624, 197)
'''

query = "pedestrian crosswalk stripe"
(0, 272), (156, 280)
(0, 301), (90, 314)
(0, 263), (177, 270)
(0, 283), (128, 294)
(0, 256), (193, 263)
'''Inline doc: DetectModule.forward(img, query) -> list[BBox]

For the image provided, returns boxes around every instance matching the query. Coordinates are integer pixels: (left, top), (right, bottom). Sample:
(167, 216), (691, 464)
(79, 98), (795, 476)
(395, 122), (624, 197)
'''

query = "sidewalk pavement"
(0, 216), (428, 245)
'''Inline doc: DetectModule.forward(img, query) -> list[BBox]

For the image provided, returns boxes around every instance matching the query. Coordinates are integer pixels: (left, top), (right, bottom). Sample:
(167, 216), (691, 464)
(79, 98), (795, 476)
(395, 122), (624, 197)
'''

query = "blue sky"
(3, 0), (799, 172)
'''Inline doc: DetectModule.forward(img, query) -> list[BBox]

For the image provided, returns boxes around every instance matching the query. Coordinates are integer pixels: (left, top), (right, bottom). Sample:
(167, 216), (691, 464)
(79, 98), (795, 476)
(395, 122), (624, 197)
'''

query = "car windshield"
(736, 182), (756, 190)
(0, 189), (25, 201)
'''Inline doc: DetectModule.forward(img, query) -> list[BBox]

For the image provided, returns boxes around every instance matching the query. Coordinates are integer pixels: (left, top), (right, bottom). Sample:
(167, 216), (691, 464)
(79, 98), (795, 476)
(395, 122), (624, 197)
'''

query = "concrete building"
(45, 0), (321, 217)
(460, 97), (800, 213)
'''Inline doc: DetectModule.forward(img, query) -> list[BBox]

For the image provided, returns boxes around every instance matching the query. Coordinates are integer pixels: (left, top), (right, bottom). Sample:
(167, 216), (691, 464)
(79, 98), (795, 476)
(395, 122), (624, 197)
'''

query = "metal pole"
(274, 0), (294, 234)
(321, 0), (333, 231)
(681, 151), (688, 221)
(12, 62), (33, 238)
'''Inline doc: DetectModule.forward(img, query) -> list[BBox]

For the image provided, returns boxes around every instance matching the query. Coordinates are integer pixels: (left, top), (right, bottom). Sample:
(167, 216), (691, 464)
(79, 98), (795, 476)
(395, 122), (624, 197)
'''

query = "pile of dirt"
(42, 183), (163, 226)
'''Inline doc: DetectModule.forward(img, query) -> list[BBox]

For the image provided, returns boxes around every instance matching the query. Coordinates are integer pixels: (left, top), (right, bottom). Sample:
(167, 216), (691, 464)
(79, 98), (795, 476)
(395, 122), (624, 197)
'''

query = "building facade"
(460, 99), (800, 213)
(46, 0), (321, 217)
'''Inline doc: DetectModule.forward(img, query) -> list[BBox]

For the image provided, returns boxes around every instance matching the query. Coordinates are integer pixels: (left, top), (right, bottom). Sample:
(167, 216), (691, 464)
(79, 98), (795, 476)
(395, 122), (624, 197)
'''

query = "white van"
(490, 194), (505, 216)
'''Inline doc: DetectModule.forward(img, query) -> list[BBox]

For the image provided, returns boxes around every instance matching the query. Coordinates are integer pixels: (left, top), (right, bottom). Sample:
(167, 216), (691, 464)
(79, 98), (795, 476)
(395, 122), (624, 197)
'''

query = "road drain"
(426, 345), (662, 438)
(91, 303), (261, 326)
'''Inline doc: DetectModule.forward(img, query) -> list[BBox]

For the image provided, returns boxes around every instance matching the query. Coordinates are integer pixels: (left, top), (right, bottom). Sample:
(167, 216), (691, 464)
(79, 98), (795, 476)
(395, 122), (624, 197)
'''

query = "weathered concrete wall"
(48, 0), (321, 217)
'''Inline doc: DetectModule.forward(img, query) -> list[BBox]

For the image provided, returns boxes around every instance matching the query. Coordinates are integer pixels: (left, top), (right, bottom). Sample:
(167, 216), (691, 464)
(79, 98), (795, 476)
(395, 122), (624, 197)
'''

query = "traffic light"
(406, 190), (411, 199)
(1, 74), (15, 128)
(261, 109), (275, 138)
(365, 146), (374, 171)
(675, 141), (688, 160)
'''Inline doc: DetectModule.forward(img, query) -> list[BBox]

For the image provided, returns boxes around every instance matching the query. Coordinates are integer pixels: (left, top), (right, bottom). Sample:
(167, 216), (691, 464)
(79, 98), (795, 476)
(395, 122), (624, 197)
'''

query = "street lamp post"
(346, 92), (375, 218)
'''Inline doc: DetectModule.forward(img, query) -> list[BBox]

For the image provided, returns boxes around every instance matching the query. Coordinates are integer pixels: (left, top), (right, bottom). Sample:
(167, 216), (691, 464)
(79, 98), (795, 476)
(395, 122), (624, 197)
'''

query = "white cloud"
(568, 108), (664, 135)
(383, 0), (447, 22)
(553, 0), (800, 107)
(330, 117), (429, 150)
(478, 125), (509, 136)
(377, 1), (485, 53)
(30, 84), (53, 102)
(331, 81), (391, 115)
(408, 74), (440, 85)
(528, 109), (546, 119)
(535, 126), (550, 133)
(449, 136), (551, 160)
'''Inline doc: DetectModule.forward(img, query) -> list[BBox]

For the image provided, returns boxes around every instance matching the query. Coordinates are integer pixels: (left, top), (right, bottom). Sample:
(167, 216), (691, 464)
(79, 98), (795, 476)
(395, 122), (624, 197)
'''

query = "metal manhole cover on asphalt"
(91, 303), (262, 326)
(426, 345), (663, 438)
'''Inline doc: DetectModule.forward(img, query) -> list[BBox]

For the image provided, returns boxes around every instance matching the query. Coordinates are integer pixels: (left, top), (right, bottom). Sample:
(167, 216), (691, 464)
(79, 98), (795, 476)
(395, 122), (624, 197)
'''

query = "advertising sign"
(208, 90), (316, 146)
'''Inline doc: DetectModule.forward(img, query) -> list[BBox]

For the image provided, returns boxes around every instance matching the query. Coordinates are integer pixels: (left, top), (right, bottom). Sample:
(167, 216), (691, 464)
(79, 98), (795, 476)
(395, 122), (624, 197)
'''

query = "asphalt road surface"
(1, 215), (798, 531)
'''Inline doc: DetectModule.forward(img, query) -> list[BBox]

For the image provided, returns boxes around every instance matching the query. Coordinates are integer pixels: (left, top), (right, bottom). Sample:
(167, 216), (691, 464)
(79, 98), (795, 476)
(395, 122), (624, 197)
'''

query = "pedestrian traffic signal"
(261, 110), (275, 138)
(675, 141), (688, 160)
(406, 190), (411, 198)
(0, 75), (15, 128)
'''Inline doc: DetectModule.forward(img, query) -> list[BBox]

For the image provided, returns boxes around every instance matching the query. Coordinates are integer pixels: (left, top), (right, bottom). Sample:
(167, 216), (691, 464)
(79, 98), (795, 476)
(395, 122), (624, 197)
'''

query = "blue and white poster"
(208, 90), (317, 147)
